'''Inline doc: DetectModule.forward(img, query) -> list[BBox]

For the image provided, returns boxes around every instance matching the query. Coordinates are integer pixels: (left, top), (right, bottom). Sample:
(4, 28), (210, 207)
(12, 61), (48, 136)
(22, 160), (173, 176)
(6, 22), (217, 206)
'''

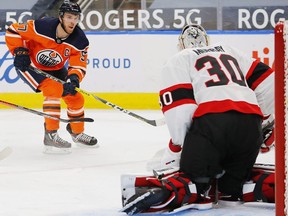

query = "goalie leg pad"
(121, 171), (212, 214)
(121, 168), (181, 206)
(120, 187), (170, 215)
(121, 173), (160, 207)
(243, 169), (275, 203)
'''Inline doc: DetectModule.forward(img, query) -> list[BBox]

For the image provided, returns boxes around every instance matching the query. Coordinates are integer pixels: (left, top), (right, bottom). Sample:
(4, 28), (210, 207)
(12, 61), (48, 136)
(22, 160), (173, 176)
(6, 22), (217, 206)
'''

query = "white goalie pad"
(121, 167), (180, 207)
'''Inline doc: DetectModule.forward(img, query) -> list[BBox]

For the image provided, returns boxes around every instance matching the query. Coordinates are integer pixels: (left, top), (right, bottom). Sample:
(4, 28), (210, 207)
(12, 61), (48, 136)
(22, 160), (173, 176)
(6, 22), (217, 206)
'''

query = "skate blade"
(76, 143), (99, 148)
(43, 145), (72, 154)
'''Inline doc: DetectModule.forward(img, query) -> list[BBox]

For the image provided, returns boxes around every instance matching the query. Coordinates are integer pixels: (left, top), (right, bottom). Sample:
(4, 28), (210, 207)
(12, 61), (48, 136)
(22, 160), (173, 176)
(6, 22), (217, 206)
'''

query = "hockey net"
(274, 19), (288, 216)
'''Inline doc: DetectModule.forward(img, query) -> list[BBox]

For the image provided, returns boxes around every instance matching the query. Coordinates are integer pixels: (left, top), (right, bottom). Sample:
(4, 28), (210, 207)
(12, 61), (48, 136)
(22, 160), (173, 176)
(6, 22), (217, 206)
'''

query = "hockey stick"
(29, 66), (166, 127)
(0, 99), (94, 123)
(253, 163), (275, 171)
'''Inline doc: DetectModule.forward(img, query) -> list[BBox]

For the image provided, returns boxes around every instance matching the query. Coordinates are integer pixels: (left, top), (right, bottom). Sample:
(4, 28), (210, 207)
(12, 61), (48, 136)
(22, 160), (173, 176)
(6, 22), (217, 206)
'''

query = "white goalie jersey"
(159, 43), (274, 146)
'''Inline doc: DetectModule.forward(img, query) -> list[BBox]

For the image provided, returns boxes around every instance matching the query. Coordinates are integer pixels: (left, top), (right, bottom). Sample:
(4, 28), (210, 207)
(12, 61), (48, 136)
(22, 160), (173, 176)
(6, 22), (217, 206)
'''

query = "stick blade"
(154, 118), (166, 126)
(68, 117), (94, 122)
(147, 118), (166, 126)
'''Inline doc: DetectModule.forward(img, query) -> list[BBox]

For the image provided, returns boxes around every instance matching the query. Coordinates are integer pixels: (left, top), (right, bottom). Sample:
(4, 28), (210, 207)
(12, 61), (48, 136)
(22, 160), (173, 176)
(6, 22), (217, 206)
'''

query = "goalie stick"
(29, 66), (166, 127)
(253, 163), (275, 171)
(0, 99), (94, 123)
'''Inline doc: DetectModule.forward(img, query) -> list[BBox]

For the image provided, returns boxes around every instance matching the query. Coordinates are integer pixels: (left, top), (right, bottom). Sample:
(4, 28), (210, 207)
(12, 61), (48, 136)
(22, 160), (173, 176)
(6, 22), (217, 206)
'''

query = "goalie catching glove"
(146, 139), (182, 171)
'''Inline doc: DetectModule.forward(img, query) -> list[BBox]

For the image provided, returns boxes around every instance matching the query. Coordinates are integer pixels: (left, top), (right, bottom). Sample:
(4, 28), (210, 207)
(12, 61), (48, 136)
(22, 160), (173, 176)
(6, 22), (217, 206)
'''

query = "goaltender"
(121, 24), (275, 214)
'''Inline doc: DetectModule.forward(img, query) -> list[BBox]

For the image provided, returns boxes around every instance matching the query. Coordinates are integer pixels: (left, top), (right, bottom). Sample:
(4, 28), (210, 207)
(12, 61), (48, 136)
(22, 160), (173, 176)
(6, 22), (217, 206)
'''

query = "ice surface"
(0, 109), (275, 215)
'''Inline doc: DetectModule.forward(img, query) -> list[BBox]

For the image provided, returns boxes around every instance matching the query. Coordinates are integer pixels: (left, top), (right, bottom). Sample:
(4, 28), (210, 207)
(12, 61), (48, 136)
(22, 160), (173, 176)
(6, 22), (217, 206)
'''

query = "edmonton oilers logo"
(36, 50), (62, 67)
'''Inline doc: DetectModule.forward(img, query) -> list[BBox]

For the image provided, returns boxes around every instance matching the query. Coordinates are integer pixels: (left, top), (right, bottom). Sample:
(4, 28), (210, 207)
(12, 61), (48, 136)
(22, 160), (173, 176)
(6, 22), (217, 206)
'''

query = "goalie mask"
(178, 24), (209, 50)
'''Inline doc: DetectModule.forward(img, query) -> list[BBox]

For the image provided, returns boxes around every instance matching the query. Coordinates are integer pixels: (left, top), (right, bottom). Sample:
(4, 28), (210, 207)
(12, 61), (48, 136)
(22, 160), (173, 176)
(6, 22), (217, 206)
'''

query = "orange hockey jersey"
(5, 17), (89, 81)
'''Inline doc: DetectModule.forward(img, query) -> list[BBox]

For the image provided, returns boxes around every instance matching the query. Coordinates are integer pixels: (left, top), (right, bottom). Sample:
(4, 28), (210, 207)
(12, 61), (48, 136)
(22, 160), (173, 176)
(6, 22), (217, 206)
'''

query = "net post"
(274, 19), (286, 216)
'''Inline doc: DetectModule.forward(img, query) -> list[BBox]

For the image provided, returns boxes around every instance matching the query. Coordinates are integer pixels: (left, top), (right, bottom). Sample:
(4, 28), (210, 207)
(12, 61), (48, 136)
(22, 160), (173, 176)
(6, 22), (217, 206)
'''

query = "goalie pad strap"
(163, 179), (179, 207)
(174, 176), (192, 205)
(150, 174), (196, 208)
(253, 173), (269, 202)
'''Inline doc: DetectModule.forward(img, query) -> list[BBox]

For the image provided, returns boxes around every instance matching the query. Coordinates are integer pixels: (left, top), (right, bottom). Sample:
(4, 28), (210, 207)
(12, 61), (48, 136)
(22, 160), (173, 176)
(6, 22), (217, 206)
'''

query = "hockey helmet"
(178, 24), (209, 50)
(59, 1), (81, 17)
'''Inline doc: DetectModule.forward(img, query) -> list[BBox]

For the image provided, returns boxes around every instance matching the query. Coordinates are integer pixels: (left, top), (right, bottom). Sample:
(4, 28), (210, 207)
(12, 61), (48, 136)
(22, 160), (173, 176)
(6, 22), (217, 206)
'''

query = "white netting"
(284, 20), (288, 216)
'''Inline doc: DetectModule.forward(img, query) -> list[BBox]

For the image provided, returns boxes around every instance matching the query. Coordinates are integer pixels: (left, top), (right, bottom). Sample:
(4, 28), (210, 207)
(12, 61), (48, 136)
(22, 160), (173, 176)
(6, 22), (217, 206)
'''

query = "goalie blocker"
(260, 115), (275, 153)
(120, 166), (275, 215)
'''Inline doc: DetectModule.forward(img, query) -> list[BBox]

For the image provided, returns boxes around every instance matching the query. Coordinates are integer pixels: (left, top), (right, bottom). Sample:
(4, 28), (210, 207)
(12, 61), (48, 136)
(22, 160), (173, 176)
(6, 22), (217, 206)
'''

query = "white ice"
(0, 109), (275, 216)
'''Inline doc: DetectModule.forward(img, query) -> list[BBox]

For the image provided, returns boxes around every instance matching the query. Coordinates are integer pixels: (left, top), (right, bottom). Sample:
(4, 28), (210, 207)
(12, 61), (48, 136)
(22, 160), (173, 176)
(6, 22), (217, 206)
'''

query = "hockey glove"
(13, 47), (31, 72)
(146, 139), (182, 171)
(63, 74), (79, 96)
(260, 118), (274, 153)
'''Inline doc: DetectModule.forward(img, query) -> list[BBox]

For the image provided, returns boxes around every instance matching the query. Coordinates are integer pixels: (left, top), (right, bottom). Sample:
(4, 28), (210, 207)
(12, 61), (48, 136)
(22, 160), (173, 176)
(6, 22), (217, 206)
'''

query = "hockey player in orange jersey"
(5, 1), (97, 153)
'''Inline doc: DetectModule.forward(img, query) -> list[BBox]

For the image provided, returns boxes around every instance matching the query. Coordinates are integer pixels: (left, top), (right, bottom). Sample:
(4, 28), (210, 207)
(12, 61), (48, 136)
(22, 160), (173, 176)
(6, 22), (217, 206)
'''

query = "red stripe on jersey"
(194, 99), (263, 118)
(250, 67), (274, 90)
(246, 60), (259, 80)
(160, 83), (195, 113)
(162, 99), (195, 113)
(160, 83), (193, 94)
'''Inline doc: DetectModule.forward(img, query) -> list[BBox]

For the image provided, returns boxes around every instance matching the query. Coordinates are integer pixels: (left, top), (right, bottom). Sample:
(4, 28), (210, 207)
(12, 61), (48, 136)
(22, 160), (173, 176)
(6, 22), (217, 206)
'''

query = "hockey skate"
(66, 124), (97, 147)
(43, 130), (72, 154)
